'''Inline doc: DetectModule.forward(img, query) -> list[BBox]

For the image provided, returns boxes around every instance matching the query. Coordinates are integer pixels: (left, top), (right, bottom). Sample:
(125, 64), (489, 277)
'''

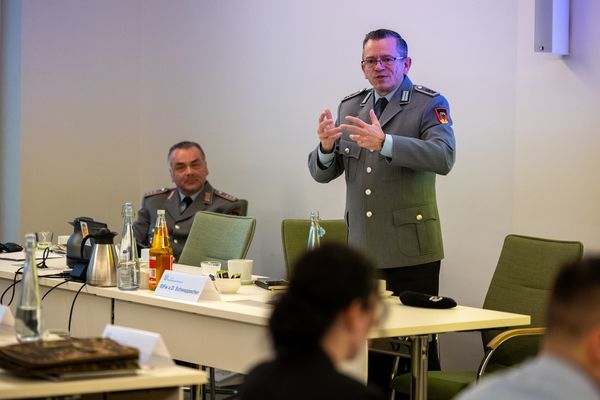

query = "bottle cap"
(24, 233), (36, 250)
(122, 202), (135, 217)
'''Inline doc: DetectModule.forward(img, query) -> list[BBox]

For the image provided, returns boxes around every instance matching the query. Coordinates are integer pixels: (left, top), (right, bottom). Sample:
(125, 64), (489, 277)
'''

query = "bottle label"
(149, 256), (157, 285)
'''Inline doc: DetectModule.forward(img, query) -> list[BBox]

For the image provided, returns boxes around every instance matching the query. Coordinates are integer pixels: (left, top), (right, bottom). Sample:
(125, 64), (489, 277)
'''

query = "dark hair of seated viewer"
(269, 243), (379, 356)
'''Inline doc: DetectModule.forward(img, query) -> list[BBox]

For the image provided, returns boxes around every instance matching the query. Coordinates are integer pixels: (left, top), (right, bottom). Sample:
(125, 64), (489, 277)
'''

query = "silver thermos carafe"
(81, 228), (118, 286)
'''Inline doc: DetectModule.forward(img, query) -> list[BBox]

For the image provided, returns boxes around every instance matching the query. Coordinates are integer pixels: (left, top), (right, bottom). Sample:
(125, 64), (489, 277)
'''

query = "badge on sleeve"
(434, 107), (449, 124)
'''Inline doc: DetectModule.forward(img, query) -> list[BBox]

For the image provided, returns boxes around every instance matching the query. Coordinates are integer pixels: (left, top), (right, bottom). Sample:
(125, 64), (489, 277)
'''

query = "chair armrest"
(477, 327), (545, 380)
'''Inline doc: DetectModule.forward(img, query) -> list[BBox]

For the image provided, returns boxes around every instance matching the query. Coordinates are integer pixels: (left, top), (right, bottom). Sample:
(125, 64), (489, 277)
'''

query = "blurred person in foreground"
(241, 243), (384, 400)
(457, 257), (600, 400)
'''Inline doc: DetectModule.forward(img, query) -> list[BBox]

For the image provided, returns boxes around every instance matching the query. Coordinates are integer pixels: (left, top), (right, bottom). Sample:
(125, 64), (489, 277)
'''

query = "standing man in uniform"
(133, 141), (245, 261)
(308, 29), (456, 393)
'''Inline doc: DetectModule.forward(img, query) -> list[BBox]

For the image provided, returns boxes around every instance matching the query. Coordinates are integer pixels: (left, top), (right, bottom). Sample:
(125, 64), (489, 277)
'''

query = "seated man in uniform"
(133, 141), (244, 261)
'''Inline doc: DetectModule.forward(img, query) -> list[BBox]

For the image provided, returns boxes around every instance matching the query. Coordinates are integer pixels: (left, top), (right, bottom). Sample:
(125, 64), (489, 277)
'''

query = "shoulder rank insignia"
(215, 190), (238, 202)
(144, 187), (172, 198)
(413, 85), (439, 97)
(341, 88), (368, 103)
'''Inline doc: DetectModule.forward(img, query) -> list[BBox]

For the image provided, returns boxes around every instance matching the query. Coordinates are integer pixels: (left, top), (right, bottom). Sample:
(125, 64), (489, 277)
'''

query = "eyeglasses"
(361, 56), (405, 68)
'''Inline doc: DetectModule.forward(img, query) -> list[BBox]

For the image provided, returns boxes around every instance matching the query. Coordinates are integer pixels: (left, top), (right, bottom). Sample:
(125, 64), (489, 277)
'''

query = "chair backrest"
(178, 211), (256, 267)
(482, 234), (583, 370)
(237, 199), (248, 216)
(281, 219), (347, 278)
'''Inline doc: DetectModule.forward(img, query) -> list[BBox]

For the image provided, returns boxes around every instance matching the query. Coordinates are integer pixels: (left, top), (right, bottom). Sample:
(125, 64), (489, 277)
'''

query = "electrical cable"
(36, 247), (50, 268)
(68, 282), (87, 334)
(0, 267), (23, 306)
(41, 279), (70, 301)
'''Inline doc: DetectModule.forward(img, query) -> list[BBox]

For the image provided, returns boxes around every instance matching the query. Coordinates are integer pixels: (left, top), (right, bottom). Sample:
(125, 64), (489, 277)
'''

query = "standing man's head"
(167, 141), (209, 196)
(361, 29), (412, 96)
(544, 257), (600, 386)
(269, 243), (381, 364)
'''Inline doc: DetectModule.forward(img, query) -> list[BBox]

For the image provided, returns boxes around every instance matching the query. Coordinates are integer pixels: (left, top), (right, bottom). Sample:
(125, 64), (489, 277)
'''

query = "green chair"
(281, 219), (347, 278)
(178, 211), (256, 267)
(237, 199), (249, 217)
(177, 211), (256, 399)
(390, 234), (584, 400)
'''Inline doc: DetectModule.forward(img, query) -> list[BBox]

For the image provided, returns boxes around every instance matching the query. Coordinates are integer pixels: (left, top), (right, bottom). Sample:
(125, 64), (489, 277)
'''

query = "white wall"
(18, 0), (142, 242)
(513, 0), (600, 244)
(3, 0), (600, 369)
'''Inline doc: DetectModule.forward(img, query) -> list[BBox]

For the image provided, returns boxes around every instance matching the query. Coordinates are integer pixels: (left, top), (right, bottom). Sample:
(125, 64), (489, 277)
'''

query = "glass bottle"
(149, 209), (173, 290)
(117, 202), (139, 290)
(307, 211), (326, 250)
(15, 233), (42, 342)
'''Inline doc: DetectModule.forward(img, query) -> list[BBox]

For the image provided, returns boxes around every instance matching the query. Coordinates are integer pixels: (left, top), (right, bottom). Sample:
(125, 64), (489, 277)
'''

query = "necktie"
(374, 97), (388, 119)
(182, 196), (193, 213)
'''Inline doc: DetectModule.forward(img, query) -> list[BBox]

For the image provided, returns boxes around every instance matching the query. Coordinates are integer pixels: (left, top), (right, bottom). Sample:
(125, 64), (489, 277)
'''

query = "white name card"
(0, 306), (14, 327)
(154, 270), (221, 302)
(102, 324), (173, 367)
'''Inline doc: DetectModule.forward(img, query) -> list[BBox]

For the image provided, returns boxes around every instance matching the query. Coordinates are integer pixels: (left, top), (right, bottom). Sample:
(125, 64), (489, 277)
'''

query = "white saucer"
(381, 290), (394, 298)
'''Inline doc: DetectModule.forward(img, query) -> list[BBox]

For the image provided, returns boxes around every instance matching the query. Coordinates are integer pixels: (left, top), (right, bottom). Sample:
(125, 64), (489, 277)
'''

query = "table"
(0, 365), (206, 400)
(0, 321), (206, 399)
(0, 257), (112, 337)
(0, 257), (530, 400)
(371, 302), (530, 399)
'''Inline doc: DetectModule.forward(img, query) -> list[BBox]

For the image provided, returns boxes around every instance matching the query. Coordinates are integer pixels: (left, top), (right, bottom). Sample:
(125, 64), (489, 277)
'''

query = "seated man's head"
(269, 243), (380, 363)
(545, 257), (600, 385)
(168, 141), (208, 196)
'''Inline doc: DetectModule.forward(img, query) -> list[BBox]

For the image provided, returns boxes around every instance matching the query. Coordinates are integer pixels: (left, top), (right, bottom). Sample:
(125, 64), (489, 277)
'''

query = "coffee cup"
(227, 259), (253, 284)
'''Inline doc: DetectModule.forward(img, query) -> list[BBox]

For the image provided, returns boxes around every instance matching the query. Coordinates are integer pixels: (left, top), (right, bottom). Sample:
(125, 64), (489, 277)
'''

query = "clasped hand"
(317, 109), (385, 152)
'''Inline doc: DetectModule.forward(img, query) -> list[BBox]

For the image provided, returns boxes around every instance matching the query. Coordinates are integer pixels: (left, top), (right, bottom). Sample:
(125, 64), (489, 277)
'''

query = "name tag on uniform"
(154, 270), (221, 301)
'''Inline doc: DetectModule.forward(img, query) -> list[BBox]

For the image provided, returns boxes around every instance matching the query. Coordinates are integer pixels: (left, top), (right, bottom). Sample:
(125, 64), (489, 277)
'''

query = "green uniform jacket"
(308, 77), (456, 268)
(132, 181), (243, 261)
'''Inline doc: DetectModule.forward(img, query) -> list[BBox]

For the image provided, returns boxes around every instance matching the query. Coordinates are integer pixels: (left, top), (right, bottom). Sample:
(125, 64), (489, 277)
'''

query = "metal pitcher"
(82, 228), (118, 287)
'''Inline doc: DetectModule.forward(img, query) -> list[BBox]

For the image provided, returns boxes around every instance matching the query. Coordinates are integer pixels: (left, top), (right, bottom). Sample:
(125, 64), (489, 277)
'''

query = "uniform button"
(366, 167), (372, 173)
(365, 189), (372, 195)
(344, 147), (350, 154)
(175, 225), (180, 230)
(174, 239), (179, 244)
(366, 211), (373, 218)
(416, 214), (423, 221)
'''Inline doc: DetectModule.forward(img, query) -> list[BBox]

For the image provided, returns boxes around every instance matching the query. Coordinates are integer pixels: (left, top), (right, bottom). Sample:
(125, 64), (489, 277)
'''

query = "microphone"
(399, 291), (457, 309)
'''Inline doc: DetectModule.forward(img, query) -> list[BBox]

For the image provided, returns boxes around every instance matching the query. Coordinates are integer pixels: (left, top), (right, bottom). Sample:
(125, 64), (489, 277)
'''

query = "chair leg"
(210, 367), (217, 400)
(390, 355), (400, 400)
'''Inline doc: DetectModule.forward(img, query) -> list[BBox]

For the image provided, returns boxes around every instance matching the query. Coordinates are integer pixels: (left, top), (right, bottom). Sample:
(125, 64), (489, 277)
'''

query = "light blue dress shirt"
(178, 189), (202, 213)
(456, 354), (600, 400)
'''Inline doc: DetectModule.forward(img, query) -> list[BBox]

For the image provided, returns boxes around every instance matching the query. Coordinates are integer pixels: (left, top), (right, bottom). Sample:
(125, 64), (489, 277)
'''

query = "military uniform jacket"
(132, 181), (243, 261)
(308, 76), (456, 268)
